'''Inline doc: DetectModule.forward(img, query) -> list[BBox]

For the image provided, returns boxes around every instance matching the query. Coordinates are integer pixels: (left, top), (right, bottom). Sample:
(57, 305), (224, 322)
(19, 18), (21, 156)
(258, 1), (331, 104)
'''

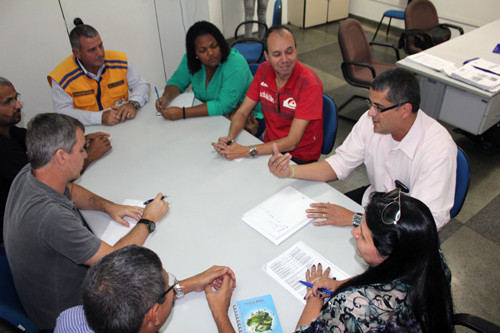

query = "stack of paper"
(448, 58), (500, 92)
(263, 241), (351, 303)
(242, 186), (314, 245)
(405, 52), (457, 72)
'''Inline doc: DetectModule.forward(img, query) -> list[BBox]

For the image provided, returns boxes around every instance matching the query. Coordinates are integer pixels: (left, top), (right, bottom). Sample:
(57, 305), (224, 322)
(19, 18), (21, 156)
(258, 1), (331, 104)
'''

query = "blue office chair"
(372, 0), (413, 42)
(321, 94), (338, 155)
(450, 147), (470, 218)
(232, 21), (268, 64)
(272, 0), (282, 26)
(0, 248), (38, 332)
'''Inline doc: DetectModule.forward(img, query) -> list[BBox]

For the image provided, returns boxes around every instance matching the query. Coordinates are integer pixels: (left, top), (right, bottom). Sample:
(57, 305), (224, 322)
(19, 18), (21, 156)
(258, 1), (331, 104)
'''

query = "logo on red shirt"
(283, 97), (296, 110)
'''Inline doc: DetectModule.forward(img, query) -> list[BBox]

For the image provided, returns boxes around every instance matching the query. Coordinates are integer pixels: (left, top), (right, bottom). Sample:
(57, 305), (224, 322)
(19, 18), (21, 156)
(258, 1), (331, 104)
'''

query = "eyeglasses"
(366, 99), (409, 113)
(381, 188), (401, 225)
(0, 93), (21, 106)
(156, 272), (177, 304)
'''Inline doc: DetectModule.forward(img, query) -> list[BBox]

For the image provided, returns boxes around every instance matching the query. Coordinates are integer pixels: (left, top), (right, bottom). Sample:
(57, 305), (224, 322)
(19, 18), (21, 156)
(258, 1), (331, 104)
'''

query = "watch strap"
(137, 218), (155, 233)
(129, 100), (140, 110)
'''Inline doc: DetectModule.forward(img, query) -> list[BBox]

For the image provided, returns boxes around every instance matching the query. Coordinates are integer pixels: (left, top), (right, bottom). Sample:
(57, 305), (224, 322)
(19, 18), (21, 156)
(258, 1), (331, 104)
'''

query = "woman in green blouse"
(295, 190), (454, 332)
(156, 21), (262, 134)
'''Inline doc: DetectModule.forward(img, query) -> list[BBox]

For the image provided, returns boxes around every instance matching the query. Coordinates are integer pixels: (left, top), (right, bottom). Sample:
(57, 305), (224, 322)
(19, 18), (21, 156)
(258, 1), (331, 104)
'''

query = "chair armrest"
(369, 41), (401, 60)
(440, 23), (464, 35)
(341, 61), (377, 79)
(454, 313), (500, 333)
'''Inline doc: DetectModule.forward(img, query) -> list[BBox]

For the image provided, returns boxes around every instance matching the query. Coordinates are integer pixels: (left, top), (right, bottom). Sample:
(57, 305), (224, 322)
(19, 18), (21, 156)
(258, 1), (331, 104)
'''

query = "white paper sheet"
(100, 199), (153, 246)
(263, 241), (351, 303)
(242, 186), (315, 245)
(406, 52), (457, 72)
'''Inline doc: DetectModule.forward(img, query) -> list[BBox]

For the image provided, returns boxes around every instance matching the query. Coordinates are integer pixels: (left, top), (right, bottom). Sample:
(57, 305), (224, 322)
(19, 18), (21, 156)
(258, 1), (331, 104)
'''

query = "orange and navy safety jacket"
(47, 50), (129, 111)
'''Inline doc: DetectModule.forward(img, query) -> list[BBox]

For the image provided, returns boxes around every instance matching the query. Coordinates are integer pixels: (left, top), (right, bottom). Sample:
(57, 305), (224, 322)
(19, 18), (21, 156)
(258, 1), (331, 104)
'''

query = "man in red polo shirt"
(212, 25), (323, 164)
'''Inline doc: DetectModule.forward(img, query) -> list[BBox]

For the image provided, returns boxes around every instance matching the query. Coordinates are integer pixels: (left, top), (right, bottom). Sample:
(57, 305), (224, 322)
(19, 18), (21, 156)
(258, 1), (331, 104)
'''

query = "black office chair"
(453, 313), (500, 332)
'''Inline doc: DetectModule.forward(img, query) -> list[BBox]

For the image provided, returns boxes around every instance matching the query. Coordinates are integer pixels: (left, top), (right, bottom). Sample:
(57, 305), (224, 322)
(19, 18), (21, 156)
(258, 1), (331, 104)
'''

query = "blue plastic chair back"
(451, 147), (470, 218)
(0, 248), (38, 332)
(321, 94), (338, 155)
(273, 0), (282, 25)
(248, 63), (260, 76)
(232, 43), (265, 64)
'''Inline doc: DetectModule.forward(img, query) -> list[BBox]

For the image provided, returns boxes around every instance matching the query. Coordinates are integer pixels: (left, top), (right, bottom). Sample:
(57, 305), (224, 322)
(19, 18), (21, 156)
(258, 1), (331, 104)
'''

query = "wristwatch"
(249, 145), (258, 158)
(352, 213), (363, 227)
(172, 278), (185, 299)
(129, 100), (140, 110)
(137, 218), (155, 233)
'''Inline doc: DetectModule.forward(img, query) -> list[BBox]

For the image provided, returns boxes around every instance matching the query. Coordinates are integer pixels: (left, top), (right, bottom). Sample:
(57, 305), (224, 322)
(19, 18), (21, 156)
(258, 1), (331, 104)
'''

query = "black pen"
(143, 195), (168, 205)
(226, 140), (234, 145)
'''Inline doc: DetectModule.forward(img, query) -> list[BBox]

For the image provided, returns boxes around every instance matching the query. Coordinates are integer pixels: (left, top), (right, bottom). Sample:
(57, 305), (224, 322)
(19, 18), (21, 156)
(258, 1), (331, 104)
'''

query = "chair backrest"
(273, 0), (282, 26)
(405, 0), (439, 31)
(233, 20), (268, 63)
(451, 147), (470, 218)
(0, 248), (38, 332)
(234, 20), (268, 40)
(339, 18), (372, 65)
(248, 63), (260, 76)
(321, 94), (338, 155)
(338, 18), (374, 87)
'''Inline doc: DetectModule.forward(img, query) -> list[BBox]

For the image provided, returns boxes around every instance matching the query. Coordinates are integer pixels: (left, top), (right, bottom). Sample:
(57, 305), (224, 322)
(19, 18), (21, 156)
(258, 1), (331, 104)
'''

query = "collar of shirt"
(76, 57), (105, 81)
(393, 110), (423, 160)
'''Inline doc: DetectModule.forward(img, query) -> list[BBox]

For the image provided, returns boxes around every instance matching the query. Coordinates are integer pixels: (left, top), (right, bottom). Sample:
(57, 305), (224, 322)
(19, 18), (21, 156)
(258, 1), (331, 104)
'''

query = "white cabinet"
(327, 0), (349, 22)
(288, 0), (348, 28)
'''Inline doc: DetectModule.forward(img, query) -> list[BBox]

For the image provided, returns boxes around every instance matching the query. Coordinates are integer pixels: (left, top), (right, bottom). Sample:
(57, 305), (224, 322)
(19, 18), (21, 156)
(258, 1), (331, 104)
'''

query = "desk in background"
(397, 19), (500, 135)
(78, 105), (365, 332)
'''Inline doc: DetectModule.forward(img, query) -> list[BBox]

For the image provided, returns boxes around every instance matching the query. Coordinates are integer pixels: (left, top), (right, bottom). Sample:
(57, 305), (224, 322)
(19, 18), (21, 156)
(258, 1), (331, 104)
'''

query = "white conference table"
(77, 104), (365, 332)
(397, 18), (500, 135)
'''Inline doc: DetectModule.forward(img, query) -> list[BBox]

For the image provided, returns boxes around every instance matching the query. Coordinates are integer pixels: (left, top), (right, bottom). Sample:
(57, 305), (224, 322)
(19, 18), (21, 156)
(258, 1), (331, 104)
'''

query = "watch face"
(148, 221), (155, 232)
(249, 146), (257, 158)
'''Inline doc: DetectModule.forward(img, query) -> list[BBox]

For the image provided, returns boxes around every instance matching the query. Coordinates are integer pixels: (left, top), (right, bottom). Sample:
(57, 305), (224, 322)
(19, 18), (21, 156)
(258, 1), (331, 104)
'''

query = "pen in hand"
(154, 86), (163, 107)
(299, 280), (334, 296)
(143, 195), (168, 205)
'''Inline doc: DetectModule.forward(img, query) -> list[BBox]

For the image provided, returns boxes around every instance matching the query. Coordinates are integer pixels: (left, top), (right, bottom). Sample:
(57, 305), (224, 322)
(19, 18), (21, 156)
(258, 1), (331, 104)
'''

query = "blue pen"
(299, 281), (334, 296)
(154, 86), (162, 106)
(143, 195), (168, 205)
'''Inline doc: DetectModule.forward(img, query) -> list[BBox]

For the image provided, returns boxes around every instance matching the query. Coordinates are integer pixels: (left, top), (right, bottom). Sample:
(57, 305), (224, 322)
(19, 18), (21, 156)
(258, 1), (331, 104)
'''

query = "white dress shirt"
(327, 110), (457, 229)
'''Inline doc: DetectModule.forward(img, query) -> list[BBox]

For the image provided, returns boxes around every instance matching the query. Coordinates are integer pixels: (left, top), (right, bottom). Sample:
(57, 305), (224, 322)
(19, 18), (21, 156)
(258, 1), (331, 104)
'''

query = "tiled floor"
(289, 18), (500, 326)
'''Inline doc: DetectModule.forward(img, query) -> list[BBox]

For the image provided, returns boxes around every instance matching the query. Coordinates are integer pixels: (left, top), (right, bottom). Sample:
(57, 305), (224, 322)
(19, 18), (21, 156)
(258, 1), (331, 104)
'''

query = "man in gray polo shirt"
(3, 113), (168, 330)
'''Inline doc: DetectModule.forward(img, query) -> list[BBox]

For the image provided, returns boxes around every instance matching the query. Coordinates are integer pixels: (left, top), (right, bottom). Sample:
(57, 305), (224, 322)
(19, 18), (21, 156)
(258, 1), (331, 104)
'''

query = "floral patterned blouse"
(295, 281), (422, 333)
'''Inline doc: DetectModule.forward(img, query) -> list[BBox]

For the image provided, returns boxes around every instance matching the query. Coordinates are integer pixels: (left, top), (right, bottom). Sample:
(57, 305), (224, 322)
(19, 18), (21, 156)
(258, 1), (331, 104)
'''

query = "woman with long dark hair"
(156, 21), (262, 135)
(295, 190), (453, 332)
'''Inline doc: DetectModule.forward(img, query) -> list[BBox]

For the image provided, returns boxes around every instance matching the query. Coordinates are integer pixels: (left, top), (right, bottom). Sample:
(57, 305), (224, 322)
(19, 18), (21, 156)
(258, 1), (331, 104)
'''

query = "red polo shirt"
(247, 61), (323, 162)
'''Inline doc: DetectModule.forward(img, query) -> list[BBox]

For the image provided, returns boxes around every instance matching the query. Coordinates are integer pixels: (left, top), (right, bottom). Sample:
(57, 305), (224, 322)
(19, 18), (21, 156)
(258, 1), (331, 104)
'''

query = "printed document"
(263, 241), (351, 303)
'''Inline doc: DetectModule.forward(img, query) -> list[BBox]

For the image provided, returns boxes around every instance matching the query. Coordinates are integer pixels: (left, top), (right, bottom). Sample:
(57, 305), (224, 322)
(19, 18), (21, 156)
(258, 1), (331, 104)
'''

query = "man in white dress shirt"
(269, 68), (457, 230)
